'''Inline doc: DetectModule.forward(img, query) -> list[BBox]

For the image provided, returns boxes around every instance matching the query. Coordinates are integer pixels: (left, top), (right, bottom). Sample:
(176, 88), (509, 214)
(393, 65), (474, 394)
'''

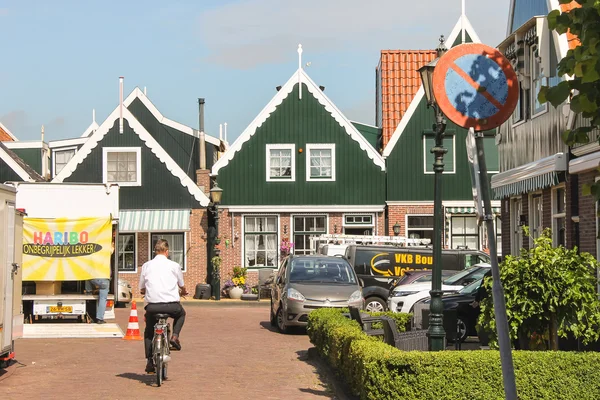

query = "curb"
(130, 299), (270, 307)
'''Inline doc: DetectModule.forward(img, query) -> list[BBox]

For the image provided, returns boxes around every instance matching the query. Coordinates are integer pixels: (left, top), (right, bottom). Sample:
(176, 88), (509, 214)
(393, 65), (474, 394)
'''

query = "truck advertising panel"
(22, 216), (112, 281)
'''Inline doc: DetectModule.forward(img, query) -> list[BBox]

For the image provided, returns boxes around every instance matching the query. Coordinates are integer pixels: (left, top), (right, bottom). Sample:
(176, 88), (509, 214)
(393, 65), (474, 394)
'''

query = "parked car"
(270, 255), (363, 333)
(413, 277), (485, 342)
(117, 279), (132, 306)
(392, 270), (456, 286)
(344, 244), (491, 312)
(387, 264), (490, 314)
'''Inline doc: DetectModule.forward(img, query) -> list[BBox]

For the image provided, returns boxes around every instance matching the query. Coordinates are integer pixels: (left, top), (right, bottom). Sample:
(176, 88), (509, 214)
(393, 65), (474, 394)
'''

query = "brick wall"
(566, 175), (576, 249)
(521, 193), (530, 251)
(118, 232), (150, 296)
(578, 171), (597, 256)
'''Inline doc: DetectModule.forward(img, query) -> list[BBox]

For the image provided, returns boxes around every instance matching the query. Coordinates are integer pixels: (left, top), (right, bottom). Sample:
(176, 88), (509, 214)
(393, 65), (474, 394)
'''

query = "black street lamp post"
(210, 184), (223, 300)
(418, 36), (447, 351)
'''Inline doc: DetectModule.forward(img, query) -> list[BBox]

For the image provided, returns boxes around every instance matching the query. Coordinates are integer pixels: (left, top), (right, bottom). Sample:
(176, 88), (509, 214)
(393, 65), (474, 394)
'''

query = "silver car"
(270, 255), (363, 333)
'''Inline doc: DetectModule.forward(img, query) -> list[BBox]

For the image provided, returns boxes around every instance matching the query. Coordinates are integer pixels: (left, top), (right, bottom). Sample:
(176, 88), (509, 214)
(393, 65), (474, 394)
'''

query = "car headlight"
(392, 290), (419, 297)
(287, 288), (306, 302)
(348, 290), (362, 304)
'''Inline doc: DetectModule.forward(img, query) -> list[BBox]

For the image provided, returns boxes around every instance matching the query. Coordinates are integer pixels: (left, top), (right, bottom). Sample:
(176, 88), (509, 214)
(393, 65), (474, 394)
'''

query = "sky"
(0, 0), (510, 143)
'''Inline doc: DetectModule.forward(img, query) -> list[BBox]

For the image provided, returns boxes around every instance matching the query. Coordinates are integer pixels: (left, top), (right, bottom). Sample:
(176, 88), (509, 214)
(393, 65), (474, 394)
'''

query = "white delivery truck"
(13, 183), (120, 331)
(0, 184), (24, 368)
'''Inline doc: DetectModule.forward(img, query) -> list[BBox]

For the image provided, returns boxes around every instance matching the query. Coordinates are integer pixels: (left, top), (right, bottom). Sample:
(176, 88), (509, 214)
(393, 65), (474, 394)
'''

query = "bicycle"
(152, 313), (172, 387)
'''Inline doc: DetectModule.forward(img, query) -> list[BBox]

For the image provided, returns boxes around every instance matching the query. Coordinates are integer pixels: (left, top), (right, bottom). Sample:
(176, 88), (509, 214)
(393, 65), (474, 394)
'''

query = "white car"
(387, 264), (491, 313)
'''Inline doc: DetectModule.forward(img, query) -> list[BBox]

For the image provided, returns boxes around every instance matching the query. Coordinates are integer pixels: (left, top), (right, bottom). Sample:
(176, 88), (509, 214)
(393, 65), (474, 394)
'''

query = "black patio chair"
(349, 306), (384, 336)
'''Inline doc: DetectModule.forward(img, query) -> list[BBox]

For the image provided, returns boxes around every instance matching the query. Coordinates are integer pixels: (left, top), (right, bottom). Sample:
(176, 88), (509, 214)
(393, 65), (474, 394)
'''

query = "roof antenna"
(119, 77), (124, 134)
(92, 109), (96, 124)
(298, 44), (303, 100)
(461, 0), (466, 44)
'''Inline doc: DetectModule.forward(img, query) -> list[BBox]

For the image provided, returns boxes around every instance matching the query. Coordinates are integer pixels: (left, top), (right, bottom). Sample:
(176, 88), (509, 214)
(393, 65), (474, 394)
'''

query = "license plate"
(49, 306), (73, 313)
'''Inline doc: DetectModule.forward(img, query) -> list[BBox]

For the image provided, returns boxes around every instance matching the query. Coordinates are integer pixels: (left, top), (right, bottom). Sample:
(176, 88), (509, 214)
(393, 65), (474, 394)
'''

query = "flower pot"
(229, 286), (243, 299)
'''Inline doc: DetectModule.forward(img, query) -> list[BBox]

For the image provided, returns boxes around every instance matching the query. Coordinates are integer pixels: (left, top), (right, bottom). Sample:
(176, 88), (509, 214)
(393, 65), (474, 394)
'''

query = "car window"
(459, 278), (482, 295)
(414, 275), (433, 283)
(465, 253), (491, 268)
(290, 258), (357, 284)
(443, 267), (477, 285)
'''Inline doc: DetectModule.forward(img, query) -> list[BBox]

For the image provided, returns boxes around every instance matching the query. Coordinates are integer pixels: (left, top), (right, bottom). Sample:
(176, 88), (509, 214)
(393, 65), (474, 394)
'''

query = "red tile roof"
(0, 125), (15, 141)
(560, 2), (580, 50)
(378, 50), (437, 149)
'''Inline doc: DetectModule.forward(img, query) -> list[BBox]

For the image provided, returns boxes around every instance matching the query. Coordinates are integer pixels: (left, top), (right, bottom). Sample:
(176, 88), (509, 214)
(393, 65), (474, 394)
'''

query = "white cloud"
(199, 0), (509, 69)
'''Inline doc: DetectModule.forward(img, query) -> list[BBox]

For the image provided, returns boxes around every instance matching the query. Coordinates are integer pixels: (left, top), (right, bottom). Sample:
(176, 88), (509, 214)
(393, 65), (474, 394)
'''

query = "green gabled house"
(0, 141), (45, 183)
(52, 83), (222, 295)
(211, 50), (386, 279)
(379, 13), (501, 252)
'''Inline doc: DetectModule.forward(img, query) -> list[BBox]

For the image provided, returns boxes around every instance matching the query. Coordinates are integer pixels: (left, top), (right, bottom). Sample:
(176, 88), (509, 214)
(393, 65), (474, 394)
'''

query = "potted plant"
(228, 266), (248, 299)
(280, 238), (294, 257)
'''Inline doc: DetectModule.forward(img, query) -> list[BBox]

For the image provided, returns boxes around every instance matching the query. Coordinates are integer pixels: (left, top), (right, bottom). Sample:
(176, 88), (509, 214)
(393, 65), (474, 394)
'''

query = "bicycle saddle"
(155, 313), (170, 319)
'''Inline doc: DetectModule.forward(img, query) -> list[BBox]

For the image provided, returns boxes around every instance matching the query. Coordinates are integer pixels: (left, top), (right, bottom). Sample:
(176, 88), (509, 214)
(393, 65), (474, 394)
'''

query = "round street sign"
(432, 43), (519, 131)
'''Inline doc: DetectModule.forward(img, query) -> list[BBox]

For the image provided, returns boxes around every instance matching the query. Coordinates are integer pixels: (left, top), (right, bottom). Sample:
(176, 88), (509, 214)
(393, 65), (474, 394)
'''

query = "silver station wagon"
(270, 255), (364, 333)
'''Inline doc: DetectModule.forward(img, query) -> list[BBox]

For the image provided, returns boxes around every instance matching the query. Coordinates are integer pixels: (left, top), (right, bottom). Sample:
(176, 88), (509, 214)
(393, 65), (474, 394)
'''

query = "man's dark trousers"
(144, 302), (186, 359)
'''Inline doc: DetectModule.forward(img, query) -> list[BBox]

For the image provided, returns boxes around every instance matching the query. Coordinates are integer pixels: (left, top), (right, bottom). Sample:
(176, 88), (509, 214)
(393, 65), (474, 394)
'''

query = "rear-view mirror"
(358, 278), (365, 288)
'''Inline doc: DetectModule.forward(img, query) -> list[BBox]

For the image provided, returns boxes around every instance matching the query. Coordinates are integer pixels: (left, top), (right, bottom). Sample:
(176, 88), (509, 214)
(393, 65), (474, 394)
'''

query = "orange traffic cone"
(123, 300), (143, 341)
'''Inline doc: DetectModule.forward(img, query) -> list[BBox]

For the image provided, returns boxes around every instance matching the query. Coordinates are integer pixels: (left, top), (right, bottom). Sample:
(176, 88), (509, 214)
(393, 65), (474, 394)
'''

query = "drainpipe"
(199, 98), (206, 170)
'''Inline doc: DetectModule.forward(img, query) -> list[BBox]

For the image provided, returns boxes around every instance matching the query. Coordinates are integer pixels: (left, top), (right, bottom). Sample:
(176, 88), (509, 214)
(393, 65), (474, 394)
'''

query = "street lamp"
(210, 184), (223, 300)
(392, 222), (400, 236)
(418, 35), (447, 351)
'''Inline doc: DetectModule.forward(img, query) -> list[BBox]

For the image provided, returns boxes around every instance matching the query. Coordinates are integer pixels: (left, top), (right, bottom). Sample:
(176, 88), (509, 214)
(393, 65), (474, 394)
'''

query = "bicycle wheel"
(154, 337), (163, 387)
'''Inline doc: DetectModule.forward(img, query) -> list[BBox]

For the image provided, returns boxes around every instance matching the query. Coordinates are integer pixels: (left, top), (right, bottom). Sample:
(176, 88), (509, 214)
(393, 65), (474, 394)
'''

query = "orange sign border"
(432, 43), (519, 131)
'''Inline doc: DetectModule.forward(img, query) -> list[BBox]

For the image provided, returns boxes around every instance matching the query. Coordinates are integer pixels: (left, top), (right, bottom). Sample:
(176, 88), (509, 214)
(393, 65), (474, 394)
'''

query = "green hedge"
(307, 308), (600, 400)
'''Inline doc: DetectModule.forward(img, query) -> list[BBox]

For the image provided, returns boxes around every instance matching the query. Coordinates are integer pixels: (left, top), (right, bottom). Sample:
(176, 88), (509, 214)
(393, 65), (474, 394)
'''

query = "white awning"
(491, 153), (567, 198)
(569, 151), (600, 174)
(119, 209), (191, 232)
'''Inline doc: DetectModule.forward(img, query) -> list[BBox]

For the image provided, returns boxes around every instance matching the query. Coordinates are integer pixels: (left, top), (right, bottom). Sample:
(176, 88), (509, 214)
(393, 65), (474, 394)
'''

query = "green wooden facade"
(216, 83), (385, 206)
(64, 119), (203, 210)
(0, 157), (23, 182)
(385, 96), (497, 201)
(11, 148), (43, 174)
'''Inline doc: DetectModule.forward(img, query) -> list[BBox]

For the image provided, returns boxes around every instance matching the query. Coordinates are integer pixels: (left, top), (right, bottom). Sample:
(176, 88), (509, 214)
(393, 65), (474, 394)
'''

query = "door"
(510, 198), (523, 256)
(2, 201), (15, 350)
(530, 194), (543, 244)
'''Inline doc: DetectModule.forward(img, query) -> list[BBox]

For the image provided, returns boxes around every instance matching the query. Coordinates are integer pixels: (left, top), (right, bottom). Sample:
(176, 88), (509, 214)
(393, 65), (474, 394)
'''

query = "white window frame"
(117, 232), (137, 274)
(552, 184), (566, 247)
(530, 44), (548, 118)
(102, 147), (142, 186)
(528, 191), (543, 247)
(241, 214), (280, 269)
(291, 214), (328, 255)
(423, 135), (456, 174)
(343, 214), (374, 228)
(266, 144), (295, 182)
(450, 215), (480, 250)
(148, 231), (187, 272)
(52, 146), (78, 178)
(405, 214), (434, 240)
(306, 143), (336, 182)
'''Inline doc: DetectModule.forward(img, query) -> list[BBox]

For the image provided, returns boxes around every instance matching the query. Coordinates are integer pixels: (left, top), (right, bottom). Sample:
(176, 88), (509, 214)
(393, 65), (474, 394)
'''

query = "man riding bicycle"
(139, 239), (188, 374)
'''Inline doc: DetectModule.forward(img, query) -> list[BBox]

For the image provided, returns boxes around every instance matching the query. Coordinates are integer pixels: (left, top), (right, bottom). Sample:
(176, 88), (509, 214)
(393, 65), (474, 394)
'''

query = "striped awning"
(491, 153), (566, 198)
(119, 209), (191, 232)
(446, 207), (501, 214)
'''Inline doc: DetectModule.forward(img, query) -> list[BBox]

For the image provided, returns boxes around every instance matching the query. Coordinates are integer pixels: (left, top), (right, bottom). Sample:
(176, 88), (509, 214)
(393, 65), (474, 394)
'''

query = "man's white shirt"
(139, 254), (184, 304)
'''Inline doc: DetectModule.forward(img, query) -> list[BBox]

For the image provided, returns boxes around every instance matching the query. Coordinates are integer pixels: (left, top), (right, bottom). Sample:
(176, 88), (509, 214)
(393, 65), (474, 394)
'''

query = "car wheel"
(364, 297), (386, 312)
(276, 305), (289, 334)
(270, 301), (277, 327)
(456, 317), (468, 343)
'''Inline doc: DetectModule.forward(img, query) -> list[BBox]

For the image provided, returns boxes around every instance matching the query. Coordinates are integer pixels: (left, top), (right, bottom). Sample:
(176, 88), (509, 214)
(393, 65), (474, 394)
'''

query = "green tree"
(479, 228), (600, 350)
(539, 1), (600, 198)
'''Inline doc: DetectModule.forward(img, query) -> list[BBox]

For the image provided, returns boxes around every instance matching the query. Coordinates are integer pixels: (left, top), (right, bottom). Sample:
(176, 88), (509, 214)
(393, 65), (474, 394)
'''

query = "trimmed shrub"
(308, 308), (600, 400)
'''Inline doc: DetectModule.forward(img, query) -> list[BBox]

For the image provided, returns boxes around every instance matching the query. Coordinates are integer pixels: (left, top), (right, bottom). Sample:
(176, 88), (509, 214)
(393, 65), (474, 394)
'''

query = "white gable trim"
(212, 69), (385, 175)
(80, 121), (100, 138)
(52, 106), (210, 207)
(0, 122), (18, 141)
(0, 146), (36, 182)
(123, 88), (220, 146)
(49, 137), (88, 148)
(382, 15), (481, 158)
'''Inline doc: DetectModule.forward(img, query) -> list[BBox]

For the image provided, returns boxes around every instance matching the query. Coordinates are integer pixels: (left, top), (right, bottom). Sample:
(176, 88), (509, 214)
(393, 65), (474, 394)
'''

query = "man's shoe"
(145, 359), (155, 374)
(170, 336), (181, 351)
(96, 319), (106, 324)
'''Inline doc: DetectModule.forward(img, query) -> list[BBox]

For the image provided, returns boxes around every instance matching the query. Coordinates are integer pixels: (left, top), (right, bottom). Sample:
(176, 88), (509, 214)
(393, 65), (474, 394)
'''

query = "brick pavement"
(2, 305), (344, 400)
